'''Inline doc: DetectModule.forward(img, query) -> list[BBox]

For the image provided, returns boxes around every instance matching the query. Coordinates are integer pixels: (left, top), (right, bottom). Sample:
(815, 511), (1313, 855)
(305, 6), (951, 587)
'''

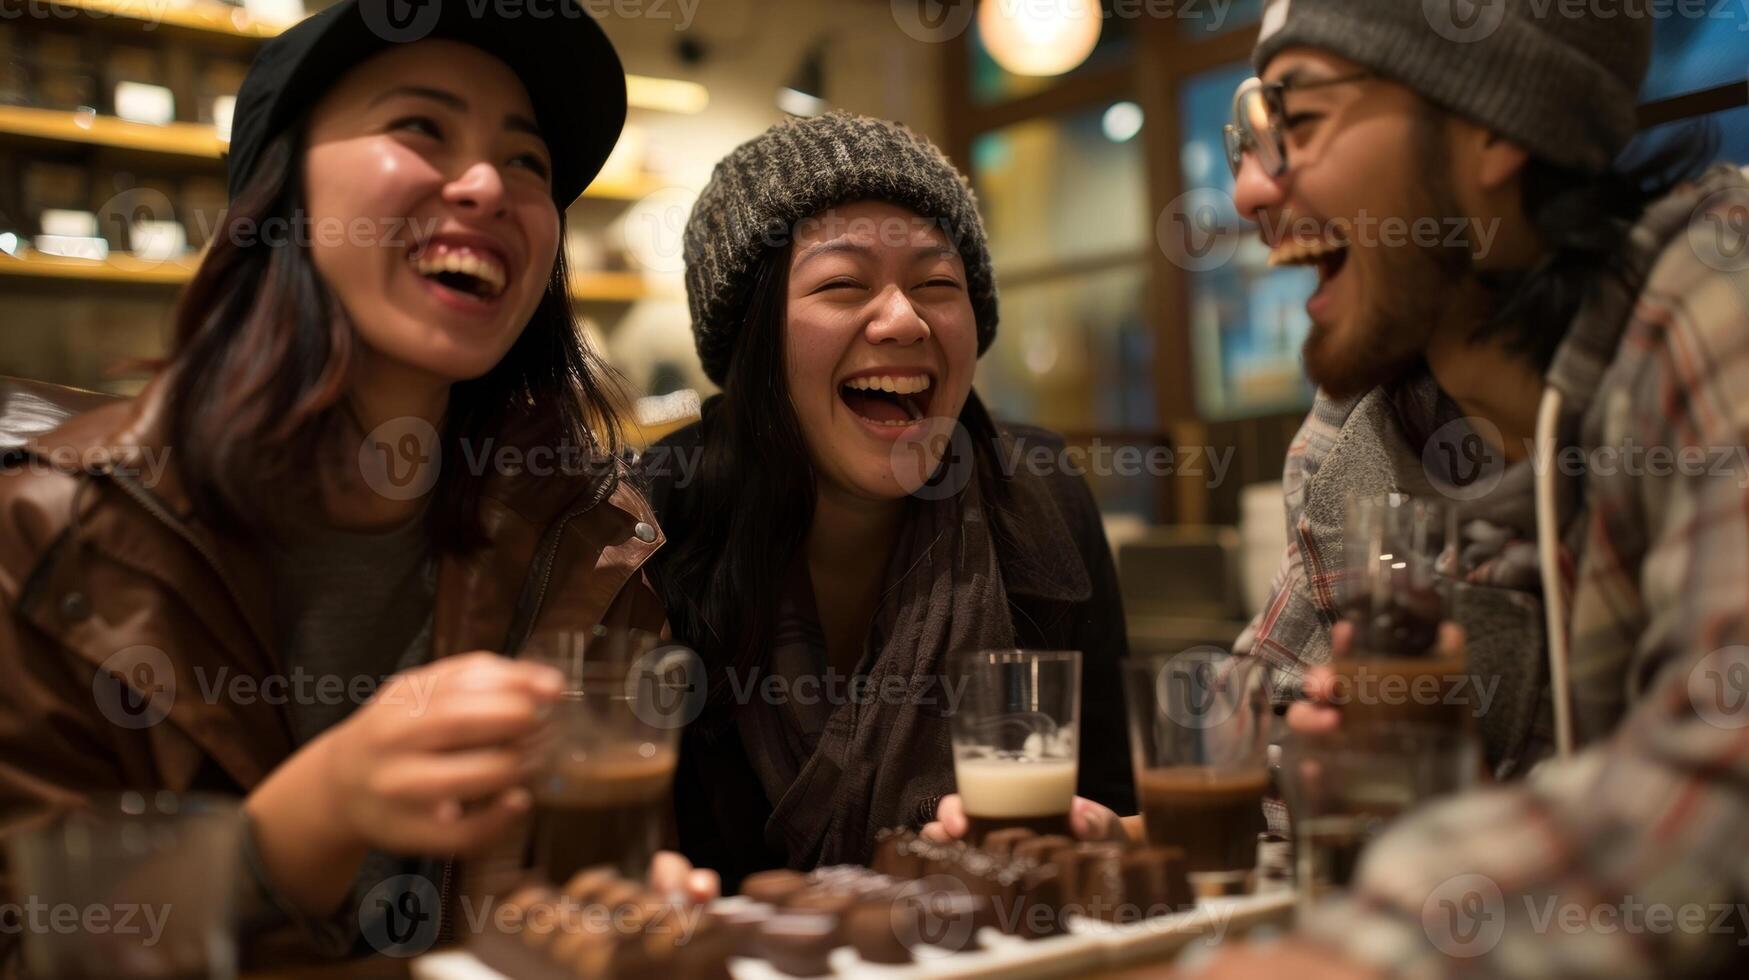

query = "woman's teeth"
(411, 247), (507, 300)
(840, 374), (932, 426)
(842, 375), (932, 395)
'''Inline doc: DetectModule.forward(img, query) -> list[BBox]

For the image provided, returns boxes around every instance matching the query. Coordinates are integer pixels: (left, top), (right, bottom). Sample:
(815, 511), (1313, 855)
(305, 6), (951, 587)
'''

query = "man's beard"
(1302, 118), (1483, 401)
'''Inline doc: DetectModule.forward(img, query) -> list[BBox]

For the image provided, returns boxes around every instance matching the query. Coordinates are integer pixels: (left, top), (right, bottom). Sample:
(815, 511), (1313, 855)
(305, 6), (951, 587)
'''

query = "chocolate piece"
(980, 827), (1037, 860)
(1016, 864), (1066, 939)
(1054, 842), (1126, 922)
(872, 829), (923, 879)
(922, 839), (971, 877)
(740, 869), (811, 907)
(546, 907), (620, 977)
(1046, 845), (1084, 900)
(500, 884), (555, 935)
(1012, 834), (1075, 867)
(1123, 846), (1193, 916)
(844, 895), (912, 965)
(594, 882), (649, 920)
(891, 880), (983, 955)
(472, 925), (572, 980)
(636, 900), (699, 973)
(562, 867), (623, 906)
(977, 864), (1027, 936)
(711, 899), (776, 958)
(756, 912), (839, 977)
(950, 850), (1005, 932)
(787, 889), (857, 946)
(672, 914), (737, 980)
(516, 889), (569, 952)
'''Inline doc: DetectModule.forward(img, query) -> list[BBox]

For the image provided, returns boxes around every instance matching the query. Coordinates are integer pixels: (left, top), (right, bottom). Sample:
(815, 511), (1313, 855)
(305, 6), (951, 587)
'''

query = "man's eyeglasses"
(1223, 71), (1375, 179)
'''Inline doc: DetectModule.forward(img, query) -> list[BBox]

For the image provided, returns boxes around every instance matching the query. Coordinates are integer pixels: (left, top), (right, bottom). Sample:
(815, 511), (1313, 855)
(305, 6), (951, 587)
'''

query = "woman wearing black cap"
(640, 113), (1136, 891)
(0, 0), (702, 964)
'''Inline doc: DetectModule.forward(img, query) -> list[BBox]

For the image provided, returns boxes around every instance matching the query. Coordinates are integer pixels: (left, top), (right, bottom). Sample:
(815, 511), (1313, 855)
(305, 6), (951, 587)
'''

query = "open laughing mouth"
(408, 241), (509, 305)
(838, 372), (934, 428)
(1268, 235), (1349, 295)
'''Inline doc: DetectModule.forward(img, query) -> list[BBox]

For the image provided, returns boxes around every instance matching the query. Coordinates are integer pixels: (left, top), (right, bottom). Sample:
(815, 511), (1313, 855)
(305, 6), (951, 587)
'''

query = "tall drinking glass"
(950, 650), (1081, 842)
(1123, 649), (1274, 892)
(1338, 494), (1467, 734)
(1280, 725), (1479, 915)
(7, 792), (243, 979)
(524, 627), (699, 883)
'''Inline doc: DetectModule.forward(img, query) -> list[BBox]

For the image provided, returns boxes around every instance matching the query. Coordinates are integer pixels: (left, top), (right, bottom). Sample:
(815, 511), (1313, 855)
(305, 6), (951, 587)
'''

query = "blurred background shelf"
(0, 104), (228, 158)
(0, 105), (674, 204)
(569, 270), (680, 304)
(1, 249), (678, 304)
(39, 0), (289, 39)
(0, 250), (198, 285)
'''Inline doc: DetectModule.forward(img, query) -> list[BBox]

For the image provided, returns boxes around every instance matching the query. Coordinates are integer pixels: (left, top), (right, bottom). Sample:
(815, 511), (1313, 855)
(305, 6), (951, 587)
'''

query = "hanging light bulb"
(977, 0), (1103, 78)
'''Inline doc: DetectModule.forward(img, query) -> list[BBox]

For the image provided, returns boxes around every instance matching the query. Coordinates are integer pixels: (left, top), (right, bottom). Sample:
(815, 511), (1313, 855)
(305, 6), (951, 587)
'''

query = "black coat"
(637, 411), (1134, 890)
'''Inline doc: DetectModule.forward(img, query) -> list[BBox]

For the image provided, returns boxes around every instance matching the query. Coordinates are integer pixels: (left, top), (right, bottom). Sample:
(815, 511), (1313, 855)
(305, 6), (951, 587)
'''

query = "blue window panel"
(1640, 103), (1749, 166)
(1642, 15), (1749, 102)
(1179, 61), (1317, 421)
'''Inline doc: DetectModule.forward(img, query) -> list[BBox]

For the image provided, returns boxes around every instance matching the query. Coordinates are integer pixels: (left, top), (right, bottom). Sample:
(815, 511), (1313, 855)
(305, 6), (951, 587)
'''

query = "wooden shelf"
(0, 107), (672, 203)
(0, 250), (200, 285)
(38, 0), (287, 40)
(569, 270), (679, 303)
(1, 251), (677, 305)
(0, 105), (228, 159)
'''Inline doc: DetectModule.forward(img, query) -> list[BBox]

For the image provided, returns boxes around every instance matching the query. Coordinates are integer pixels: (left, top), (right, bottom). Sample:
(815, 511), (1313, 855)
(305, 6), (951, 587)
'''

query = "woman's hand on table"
(648, 851), (721, 904)
(920, 794), (1132, 844)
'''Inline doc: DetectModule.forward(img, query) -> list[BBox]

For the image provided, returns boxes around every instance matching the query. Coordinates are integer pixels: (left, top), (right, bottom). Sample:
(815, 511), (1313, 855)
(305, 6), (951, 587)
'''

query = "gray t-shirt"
(271, 514), (436, 742)
(241, 513), (440, 957)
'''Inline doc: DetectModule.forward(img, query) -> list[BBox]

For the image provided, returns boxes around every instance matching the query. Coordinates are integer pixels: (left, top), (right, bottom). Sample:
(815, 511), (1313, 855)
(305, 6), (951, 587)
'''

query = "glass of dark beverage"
(1338, 493), (1467, 735)
(6, 792), (243, 979)
(524, 628), (700, 884)
(1280, 725), (1478, 915)
(1123, 649), (1274, 893)
(950, 650), (1081, 842)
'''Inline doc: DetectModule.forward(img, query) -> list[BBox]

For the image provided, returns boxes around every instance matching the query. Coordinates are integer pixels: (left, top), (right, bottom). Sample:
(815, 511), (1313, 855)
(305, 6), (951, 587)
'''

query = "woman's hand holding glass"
(921, 793), (1132, 844)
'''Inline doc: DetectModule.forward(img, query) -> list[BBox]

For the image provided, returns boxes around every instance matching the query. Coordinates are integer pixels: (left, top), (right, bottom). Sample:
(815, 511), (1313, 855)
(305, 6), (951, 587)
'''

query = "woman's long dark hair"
(1476, 120), (1718, 369)
(651, 245), (1007, 724)
(166, 126), (623, 550)
(651, 248), (812, 719)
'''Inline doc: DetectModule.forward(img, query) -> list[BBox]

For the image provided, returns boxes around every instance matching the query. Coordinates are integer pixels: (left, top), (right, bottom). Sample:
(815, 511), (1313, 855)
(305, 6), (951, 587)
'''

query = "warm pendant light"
(977, 0), (1103, 77)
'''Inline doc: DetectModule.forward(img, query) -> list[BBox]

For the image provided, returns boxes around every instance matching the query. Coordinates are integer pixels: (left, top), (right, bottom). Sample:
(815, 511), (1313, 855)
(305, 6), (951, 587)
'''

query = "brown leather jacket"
(0, 377), (667, 966)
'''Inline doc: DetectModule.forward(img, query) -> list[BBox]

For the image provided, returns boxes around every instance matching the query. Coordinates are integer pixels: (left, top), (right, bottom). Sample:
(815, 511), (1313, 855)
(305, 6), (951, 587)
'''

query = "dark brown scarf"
(736, 473), (1016, 867)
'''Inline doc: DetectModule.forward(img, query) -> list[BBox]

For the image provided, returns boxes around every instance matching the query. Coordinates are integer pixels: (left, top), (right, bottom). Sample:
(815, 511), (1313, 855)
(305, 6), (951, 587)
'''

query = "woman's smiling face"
(301, 39), (561, 385)
(783, 199), (979, 502)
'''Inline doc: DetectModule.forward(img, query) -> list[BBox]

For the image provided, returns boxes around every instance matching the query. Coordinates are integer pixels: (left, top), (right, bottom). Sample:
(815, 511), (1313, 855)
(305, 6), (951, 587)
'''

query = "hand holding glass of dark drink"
(523, 628), (701, 885)
(1335, 494), (1468, 736)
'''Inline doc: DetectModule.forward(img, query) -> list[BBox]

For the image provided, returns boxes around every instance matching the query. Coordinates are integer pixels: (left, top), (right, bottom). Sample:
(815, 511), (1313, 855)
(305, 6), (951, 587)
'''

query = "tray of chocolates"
(413, 828), (1293, 979)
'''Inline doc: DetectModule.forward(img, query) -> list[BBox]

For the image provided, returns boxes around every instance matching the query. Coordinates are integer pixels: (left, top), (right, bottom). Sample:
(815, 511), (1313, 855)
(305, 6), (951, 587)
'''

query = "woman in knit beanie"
(638, 112), (1135, 889)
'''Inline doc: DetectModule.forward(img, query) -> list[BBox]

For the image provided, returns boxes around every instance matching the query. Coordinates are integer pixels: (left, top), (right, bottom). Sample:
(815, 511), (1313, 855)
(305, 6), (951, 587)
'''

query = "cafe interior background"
(1, 0), (1745, 655)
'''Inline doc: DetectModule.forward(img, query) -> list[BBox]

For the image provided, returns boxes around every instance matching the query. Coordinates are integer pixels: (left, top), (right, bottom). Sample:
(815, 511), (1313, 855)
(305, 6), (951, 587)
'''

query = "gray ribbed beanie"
(682, 111), (998, 386)
(1254, 0), (1651, 174)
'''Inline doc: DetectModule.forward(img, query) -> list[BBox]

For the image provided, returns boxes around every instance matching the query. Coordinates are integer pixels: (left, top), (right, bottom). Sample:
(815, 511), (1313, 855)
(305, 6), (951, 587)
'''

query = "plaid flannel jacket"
(1236, 164), (1749, 978)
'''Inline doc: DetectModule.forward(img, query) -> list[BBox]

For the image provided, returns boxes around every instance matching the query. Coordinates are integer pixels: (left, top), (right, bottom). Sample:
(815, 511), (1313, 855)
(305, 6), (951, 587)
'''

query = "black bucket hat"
(226, 0), (627, 206)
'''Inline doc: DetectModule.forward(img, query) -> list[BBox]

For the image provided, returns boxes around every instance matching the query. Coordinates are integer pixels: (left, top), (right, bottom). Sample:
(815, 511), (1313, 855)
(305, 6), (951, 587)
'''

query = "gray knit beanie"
(1254, 0), (1651, 174)
(682, 111), (998, 386)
